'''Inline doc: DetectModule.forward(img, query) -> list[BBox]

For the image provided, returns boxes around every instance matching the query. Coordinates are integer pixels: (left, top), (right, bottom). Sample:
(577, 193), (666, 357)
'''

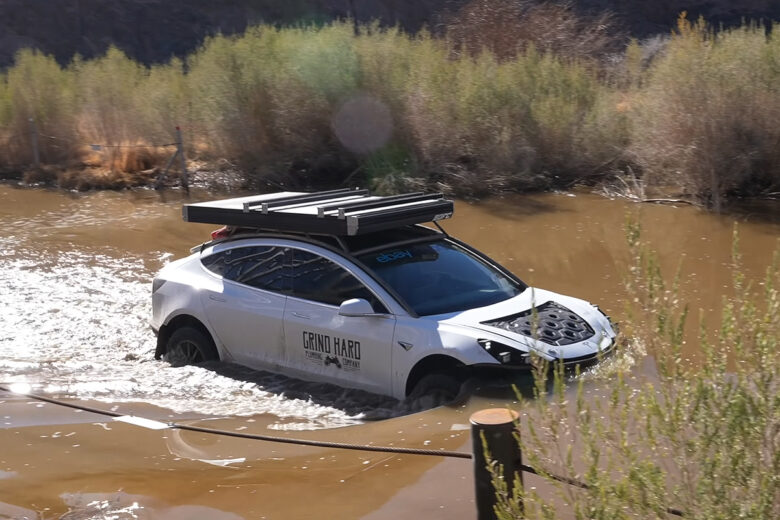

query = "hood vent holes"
(481, 301), (595, 346)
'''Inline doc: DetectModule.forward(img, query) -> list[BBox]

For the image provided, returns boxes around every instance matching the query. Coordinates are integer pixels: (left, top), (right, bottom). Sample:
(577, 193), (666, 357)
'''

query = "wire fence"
(0, 119), (189, 191)
(1, 129), (176, 148)
(0, 384), (685, 518)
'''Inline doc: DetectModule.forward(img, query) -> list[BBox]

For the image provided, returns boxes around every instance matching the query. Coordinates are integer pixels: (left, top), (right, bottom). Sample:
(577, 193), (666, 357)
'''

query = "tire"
(407, 373), (464, 408)
(163, 326), (218, 367)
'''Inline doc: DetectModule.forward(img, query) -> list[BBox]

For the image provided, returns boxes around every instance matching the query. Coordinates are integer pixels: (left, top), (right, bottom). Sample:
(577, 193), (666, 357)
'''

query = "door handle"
(291, 311), (311, 319)
(209, 295), (226, 302)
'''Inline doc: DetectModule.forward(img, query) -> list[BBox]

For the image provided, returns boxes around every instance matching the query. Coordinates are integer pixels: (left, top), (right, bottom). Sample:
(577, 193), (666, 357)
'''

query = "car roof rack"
(182, 188), (454, 236)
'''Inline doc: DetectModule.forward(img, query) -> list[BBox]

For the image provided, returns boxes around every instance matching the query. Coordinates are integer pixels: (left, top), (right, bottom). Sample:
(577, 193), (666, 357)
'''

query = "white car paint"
(151, 233), (617, 400)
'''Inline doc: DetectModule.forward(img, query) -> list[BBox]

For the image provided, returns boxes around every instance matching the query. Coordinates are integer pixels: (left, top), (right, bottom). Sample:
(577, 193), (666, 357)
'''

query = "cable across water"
(0, 384), (684, 517)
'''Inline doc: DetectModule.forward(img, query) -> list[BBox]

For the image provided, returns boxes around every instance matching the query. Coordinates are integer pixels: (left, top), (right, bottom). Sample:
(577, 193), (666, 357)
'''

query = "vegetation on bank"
(0, 6), (778, 205)
(490, 222), (779, 519)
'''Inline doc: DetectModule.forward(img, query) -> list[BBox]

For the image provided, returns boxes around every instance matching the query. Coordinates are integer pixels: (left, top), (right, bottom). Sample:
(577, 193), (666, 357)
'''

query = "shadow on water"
(724, 198), (780, 226)
(197, 360), (543, 422)
(196, 360), (468, 421)
(468, 371), (538, 400)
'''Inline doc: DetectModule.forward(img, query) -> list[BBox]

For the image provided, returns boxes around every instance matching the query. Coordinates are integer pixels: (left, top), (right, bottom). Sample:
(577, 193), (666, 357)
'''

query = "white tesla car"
(151, 189), (617, 400)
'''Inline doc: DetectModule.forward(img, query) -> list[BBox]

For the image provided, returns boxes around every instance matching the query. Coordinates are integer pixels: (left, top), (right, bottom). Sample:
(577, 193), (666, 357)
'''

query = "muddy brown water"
(0, 184), (777, 519)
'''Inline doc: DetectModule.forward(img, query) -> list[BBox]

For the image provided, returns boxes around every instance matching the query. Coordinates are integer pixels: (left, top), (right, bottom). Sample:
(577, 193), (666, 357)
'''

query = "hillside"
(1, 0), (777, 67)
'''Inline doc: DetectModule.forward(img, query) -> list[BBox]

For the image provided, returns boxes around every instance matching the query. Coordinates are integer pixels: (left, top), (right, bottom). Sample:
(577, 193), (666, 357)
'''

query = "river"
(0, 184), (777, 519)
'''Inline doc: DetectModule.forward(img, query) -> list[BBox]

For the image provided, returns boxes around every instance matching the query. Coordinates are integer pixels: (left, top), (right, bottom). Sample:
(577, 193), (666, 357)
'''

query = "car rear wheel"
(163, 326), (218, 367)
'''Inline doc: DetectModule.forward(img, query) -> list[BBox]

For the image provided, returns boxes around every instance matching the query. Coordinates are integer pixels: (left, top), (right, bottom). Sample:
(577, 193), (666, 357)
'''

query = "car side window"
(289, 249), (387, 312)
(201, 246), (287, 293)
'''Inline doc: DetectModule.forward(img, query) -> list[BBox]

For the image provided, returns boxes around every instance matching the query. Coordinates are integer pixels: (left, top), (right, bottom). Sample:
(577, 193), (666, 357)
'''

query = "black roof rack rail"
(242, 187), (367, 213)
(342, 198), (452, 235)
(183, 189), (454, 236)
(317, 192), (443, 219)
(316, 191), (425, 217)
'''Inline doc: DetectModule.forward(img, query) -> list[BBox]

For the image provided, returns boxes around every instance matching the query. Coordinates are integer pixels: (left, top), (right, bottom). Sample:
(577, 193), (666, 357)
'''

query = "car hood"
(434, 287), (616, 360)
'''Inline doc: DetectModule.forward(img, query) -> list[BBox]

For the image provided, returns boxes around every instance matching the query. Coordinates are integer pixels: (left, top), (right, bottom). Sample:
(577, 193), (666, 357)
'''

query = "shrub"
(73, 47), (174, 172)
(186, 24), (362, 186)
(490, 220), (779, 519)
(445, 0), (620, 64)
(629, 15), (780, 208)
(0, 15), (776, 200)
(1, 49), (76, 166)
(399, 40), (623, 195)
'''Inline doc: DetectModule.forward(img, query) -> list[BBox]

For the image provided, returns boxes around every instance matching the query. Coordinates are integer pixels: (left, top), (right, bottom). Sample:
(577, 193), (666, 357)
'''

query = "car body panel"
(199, 278), (286, 369)
(151, 257), (230, 362)
(152, 224), (618, 400)
(390, 317), (498, 390)
(283, 296), (396, 396)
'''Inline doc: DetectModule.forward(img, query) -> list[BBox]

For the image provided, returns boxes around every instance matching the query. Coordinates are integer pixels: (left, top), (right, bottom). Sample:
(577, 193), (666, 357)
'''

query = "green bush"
(0, 15), (777, 200)
(629, 15), (780, 208)
(490, 221), (779, 519)
(392, 39), (620, 195)
(2, 49), (76, 165)
(185, 24), (361, 185)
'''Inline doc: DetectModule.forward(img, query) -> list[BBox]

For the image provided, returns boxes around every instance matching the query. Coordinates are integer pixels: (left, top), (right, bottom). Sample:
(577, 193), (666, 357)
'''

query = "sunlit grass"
(490, 220), (779, 519)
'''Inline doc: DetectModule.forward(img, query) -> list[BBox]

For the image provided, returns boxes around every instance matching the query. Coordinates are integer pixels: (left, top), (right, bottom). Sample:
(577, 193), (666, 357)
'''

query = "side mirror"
(339, 298), (387, 318)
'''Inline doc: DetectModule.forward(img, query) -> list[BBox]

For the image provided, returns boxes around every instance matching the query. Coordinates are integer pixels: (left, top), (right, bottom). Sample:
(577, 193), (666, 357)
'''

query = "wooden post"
(471, 408), (522, 520)
(29, 118), (40, 167)
(176, 126), (189, 194)
(155, 151), (176, 191)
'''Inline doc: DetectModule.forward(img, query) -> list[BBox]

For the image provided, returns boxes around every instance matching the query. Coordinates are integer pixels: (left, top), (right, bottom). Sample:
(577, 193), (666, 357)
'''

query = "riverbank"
(0, 161), (248, 192)
(1, 12), (779, 207)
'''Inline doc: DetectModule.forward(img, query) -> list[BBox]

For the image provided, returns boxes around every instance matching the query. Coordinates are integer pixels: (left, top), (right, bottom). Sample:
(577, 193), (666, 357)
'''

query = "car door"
(282, 247), (396, 396)
(199, 244), (288, 369)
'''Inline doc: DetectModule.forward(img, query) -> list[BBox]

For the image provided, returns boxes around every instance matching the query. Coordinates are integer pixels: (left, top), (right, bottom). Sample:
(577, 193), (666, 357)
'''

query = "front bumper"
(477, 324), (618, 371)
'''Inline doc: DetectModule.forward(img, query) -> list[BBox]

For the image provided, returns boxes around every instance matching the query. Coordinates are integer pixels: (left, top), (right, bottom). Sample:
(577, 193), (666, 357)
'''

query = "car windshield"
(357, 240), (526, 316)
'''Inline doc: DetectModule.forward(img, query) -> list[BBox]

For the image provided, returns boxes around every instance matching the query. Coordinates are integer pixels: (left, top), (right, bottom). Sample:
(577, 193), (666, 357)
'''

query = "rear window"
(201, 246), (287, 293)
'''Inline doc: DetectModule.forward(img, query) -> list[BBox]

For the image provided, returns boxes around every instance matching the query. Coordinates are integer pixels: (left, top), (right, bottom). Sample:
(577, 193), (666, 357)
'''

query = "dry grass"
(445, 0), (621, 64)
(628, 15), (780, 208)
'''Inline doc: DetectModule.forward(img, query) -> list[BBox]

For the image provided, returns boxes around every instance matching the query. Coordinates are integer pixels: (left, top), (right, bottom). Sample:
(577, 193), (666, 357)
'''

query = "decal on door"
(302, 331), (361, 371)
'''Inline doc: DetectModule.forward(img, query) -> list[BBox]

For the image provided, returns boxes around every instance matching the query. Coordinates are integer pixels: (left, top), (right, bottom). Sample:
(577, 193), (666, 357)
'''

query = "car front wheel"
(163, 326), (218, 367)
(408, 373), (464, 407)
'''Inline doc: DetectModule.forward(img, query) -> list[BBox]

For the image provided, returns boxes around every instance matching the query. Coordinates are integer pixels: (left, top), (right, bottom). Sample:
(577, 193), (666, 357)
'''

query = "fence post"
(29, 118), (40, 168)
(176, 125), (189, 194)
(471, 408), (522, 520)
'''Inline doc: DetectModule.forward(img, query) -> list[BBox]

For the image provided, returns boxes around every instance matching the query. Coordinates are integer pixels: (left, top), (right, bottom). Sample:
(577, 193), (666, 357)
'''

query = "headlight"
(477, 339), (529, 365)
